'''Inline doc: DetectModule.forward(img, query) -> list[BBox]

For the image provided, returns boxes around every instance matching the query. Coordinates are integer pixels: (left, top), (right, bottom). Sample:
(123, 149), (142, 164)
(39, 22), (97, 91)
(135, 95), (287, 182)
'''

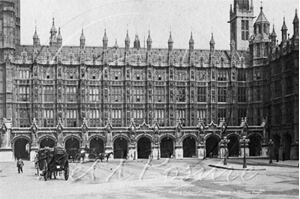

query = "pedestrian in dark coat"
(17, 158), (24, 173)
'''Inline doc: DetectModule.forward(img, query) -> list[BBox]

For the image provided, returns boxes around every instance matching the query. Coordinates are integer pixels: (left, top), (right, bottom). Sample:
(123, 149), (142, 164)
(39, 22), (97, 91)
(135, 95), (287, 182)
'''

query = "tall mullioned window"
(66, 109), (77, 127)
(218, 87), (227, 102)
(238, 87), (247, 102)
(197, 87), (206, 102)
(67, 87), (76, 102)
(241, 20), (249, 40)
(44, 86), (54, 102)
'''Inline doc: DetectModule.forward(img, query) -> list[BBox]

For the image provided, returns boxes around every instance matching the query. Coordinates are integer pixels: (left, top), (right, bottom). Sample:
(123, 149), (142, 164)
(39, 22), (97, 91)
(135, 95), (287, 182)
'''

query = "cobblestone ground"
(0, 158), (298, 199)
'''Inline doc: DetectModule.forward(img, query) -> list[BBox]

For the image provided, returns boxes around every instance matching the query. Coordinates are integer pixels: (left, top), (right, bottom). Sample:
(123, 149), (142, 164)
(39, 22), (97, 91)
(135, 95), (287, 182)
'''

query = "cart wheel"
(64, 161), (69, 180)
(43, 160), (48, 181)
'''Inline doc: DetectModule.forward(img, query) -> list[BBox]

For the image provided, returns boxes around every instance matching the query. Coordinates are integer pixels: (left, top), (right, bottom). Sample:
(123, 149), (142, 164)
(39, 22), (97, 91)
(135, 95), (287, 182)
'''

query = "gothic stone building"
(0, 0), (298, 161)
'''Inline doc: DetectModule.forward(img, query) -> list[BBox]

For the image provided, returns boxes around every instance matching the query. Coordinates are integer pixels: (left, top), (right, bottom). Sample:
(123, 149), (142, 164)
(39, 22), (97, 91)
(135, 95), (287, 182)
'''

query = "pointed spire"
(168, 31), (173, 43)
(50, 17), (57, 33)
(281, 17), (288, 31)
(189, 32), (194, 44)
(125, 30), (130, 43)
(33, 25), (39, 39)
(210, 32), (215, 45)
(293, 9), (299, 24)
(102, 29), (108, 42)
(271, 24), (277, 37)
(80, 29), (85, 40)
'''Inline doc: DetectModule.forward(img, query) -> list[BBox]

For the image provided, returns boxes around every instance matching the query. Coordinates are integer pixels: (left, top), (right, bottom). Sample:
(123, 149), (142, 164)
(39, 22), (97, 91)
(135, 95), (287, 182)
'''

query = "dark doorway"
(249, 134), (261, 156)
(114, 137), (128, 159)
(206, 136), (219, 158)
(65, 138), (80, 159)
(183, 136), (196, 157)
(14, 138), (30, 160)
(227, 136), (239, 157)
(90, 138), (105, 156)
(283, 133), (292, 160)
(273, 134), (280, 160)
(160, 137), (174, 158)
(137, 137), (152, 159)
(40, 138), (55, 148)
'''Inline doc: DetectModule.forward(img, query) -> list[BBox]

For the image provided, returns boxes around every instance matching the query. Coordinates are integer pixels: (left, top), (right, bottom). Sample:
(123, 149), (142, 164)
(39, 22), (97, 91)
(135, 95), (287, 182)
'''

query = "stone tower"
(0, 0), (20, 62)
(228, 0), (254, 51)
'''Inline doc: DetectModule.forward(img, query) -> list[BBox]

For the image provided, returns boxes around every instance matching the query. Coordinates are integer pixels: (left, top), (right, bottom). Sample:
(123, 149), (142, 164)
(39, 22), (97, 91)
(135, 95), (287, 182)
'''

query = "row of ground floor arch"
(13, 134), (267, 160)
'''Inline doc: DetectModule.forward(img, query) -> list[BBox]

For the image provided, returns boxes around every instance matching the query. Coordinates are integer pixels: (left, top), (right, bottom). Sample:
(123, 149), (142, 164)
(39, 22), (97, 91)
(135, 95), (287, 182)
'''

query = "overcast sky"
(21, 0), (299, 50)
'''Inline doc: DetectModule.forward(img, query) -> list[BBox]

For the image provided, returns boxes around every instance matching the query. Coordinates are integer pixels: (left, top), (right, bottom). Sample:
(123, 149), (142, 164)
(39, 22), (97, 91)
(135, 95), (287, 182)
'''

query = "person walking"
(17, 158), (24, 173)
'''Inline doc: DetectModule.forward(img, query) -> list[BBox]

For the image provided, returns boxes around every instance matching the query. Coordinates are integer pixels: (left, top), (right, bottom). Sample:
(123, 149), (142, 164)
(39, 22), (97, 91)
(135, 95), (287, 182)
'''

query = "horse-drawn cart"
(36, 147), (69, 181)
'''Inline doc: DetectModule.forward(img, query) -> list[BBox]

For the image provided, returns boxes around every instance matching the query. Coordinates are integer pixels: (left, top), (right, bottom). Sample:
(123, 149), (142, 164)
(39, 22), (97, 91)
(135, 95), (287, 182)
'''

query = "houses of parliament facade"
(0, 0), (298, 161)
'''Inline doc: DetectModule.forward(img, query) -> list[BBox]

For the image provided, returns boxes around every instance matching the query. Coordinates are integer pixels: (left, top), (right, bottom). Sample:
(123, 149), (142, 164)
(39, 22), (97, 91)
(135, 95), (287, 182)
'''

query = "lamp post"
(221, 136), (230, 165)
(240, 135), (250, 168)
(269, 139), (273, 164)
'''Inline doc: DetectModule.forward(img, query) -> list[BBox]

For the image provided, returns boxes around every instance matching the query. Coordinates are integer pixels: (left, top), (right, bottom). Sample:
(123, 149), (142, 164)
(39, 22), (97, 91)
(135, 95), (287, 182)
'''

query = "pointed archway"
(113, 137), (128, 159)
(183, 136), (196, 158)
(206, 136), (219, 158)
(14, 138), (30, 160)
(160, 137), (174, 158)
(40, 138), (55, 148)
(137, 137), (152, 159)
(65, 137), (80, 159)
(249, 134), (262, 156)
(227, 135), (239, 157)
(90, 137), (105, 156)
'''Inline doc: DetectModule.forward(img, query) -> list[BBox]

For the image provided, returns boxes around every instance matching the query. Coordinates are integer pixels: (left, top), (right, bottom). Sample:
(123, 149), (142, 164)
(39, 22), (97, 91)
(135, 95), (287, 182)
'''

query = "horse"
(98, 152), (113, 162)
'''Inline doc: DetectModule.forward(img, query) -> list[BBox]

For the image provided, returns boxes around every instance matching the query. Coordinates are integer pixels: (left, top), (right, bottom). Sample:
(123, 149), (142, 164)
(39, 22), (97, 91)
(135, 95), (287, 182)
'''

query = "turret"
(57, 28), (62, 47)
(189, 32), (194, 51)
(125, 31), (130, 51)
(281, 17), (288, 42)
(80, 29), (85, 49)
(270, 25), (277, 46)
(102, 29), (108, 50)
(33, 26), (40, 47)
(168, 32), (173, 52)
(49, 18), (57, 46)
(146, 31), (152, 51)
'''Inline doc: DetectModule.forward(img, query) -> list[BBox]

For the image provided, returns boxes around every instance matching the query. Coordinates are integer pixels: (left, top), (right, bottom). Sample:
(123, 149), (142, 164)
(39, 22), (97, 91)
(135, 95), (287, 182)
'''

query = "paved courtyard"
(0, 158), (298, 199)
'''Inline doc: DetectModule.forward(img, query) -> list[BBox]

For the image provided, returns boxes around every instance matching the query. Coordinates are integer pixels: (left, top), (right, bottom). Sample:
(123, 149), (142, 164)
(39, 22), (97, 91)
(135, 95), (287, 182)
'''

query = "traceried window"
(20, 108), (30, 127)
(238, 70), (247, 81)
(67, 86), (76, 102)
(197, 109), (206, 121)
(238, 87), (246, 102)
(197, 87), (206, 102)
(19, 86), (29, 101)
(241, 20), (249, 40)
(238, 109), (247, 125)
(43, 109), (54, 127)
(44, 86), (54, 102)
(89, 109), (99, 127)
(133, 87), (144, 102)
(217, 71), (227, 81)
(111, 87), (122, 102)
(155, 87), (165, 102)
(66, 109), (77, 127)
(218, 109), (226, 122)
(218, 87), (227, 102)
(177, 87), (186, 102)
(89, 87), (99, 102)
